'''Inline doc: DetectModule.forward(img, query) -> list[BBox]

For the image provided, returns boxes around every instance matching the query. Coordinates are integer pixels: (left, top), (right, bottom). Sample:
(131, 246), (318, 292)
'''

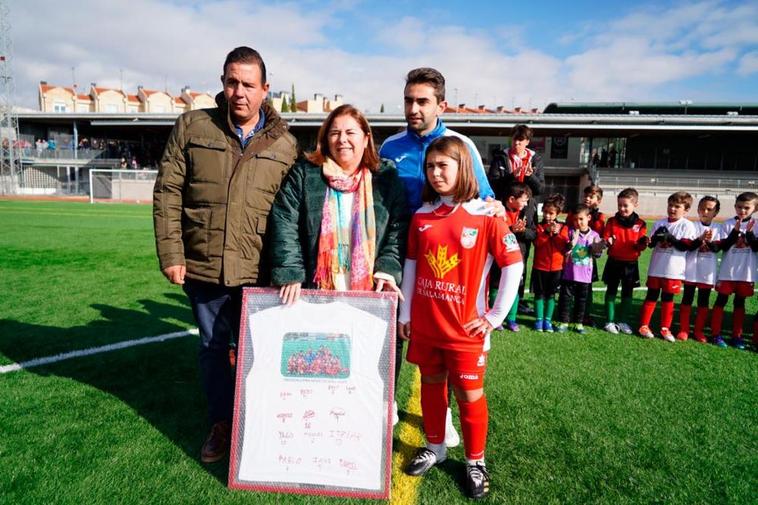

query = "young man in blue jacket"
(380, 67), (496, 449)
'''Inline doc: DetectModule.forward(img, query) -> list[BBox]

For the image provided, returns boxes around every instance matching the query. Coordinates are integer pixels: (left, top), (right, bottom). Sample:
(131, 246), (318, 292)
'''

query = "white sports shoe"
(444, 408), (460, 448)
(604, 322), (619, 334)
(616, 322), (633, 335)
(392, 401), (399, 426)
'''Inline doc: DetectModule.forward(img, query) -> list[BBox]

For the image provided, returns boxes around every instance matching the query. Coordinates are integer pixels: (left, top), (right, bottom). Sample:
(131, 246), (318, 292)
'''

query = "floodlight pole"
(0, 0), (20, 195)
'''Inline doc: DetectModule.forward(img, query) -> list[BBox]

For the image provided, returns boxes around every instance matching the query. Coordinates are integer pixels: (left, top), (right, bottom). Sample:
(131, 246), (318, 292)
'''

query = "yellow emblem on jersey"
(425, 244), (461, 279)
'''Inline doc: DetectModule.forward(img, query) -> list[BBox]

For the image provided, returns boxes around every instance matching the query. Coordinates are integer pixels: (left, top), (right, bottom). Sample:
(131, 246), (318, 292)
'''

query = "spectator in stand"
(120, 158), (128, 169)
(488, 124), (545, 315)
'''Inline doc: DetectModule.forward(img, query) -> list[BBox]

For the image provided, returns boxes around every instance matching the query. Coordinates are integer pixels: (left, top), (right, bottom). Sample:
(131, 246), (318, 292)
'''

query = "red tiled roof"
(140, 88), (170, 97)
(174, 97), (185, 104)
(76, 94), (91, 101)
(40, 84), (75, 94)
(93, 87), (126, 97)
(127, 94), (140, 102)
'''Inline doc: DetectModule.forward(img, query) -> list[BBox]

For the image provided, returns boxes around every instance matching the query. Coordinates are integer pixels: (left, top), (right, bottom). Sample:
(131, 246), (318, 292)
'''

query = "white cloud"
(737, 51), (758, 76)
(8, 0), (758, 111)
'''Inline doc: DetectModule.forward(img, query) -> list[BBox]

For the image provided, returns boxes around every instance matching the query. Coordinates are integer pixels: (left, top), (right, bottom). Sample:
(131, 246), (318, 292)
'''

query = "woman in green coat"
(270, 104), (408, 303)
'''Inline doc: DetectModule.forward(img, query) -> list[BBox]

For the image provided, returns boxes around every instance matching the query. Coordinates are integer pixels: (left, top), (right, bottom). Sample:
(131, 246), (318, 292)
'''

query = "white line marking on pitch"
(0, 328), (199, 374)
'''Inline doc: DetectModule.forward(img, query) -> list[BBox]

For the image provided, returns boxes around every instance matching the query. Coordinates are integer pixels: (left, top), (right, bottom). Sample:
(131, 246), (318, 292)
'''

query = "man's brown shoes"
(200, 420), (231, 463)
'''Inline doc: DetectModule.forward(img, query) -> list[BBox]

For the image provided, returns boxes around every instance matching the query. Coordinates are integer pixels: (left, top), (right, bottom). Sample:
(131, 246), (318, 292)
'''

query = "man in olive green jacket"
(153, 47), (297, 463)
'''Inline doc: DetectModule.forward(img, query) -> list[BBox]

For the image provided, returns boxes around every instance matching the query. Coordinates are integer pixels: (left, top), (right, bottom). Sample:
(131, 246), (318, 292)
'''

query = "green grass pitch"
(0, 200), (755, 504)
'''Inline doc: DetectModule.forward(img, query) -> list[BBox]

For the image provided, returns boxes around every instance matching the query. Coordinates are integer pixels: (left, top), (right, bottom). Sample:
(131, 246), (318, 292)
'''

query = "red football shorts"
(406, 339), (487, 390)
(647, 276), (682, 294)
(716, 280), (754, 297)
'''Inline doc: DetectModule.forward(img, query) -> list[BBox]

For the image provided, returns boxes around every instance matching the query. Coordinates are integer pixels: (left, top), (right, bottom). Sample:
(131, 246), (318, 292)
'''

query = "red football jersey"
(603, 215), (647, 261)
(407, 199), (522, 352)
(533, 221), (570, 272)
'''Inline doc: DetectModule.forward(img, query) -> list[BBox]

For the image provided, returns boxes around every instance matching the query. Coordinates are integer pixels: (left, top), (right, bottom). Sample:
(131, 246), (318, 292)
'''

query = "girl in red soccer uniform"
(398, 136), (523, 499)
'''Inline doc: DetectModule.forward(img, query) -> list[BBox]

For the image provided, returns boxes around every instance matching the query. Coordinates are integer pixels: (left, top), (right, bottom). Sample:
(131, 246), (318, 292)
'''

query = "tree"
(281, 97), (290, 113)
(290, 83), (297, 113)
(380, 103), (385, 113)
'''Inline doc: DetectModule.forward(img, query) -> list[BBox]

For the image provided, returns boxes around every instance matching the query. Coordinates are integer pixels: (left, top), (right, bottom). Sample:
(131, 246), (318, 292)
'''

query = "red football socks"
(711, 306), (725, 337)
(459, 394), (488, 460)
(640, 300), (656, 327)
(678, 304), (692, 335)
(661, 300), (674, 330)
(420, 381), (448, 445)
(733, 307), (745, 338)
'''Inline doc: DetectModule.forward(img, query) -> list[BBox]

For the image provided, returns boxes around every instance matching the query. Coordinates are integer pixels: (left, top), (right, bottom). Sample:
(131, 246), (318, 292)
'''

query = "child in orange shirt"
(532, 194), (570, 332)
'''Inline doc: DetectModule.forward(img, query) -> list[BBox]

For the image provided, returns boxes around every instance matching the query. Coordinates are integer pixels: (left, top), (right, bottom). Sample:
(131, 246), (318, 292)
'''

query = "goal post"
(88, 168), (158, 204)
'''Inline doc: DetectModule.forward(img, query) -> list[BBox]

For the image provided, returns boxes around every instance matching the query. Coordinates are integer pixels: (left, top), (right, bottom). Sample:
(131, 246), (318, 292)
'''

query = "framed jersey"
(228, 288), (397, 500)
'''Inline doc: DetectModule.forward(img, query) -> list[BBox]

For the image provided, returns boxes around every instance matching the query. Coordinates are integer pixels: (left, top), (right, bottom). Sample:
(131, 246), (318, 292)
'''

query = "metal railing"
(19, 148), (107, 161)
(598, 169), (756, 191)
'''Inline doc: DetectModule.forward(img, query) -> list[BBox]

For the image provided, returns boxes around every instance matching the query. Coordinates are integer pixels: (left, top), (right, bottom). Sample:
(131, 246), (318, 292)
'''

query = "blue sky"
(11, 0), (758, 111)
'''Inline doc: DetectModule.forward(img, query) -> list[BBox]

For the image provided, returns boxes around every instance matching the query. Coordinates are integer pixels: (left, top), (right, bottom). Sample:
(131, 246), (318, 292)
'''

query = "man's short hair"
(668, 191), (693, 210)
(511, 124), (533, 141)
(617, 187), (639, 203)
(735, 191), (758, 206)
(506, 182), (532, 200)
(223, 46), (266, 83)
(405, 67), (445, 103)
(584, 185), (604, 199)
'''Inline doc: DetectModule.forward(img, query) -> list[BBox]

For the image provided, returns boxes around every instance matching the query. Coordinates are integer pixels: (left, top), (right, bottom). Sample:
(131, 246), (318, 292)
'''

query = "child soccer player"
(399, 136), (523, 499)
(602, 188), (648, 335)
(638, 192), (697, 341)
(746, 221), (758, 348)
(567, 185), (607, 326)
(498, 182), (535, 331)
(678, 196), (721, 342)
(710, 191), (758, 349)
(532, 194), (569, 332)
(556, 204), (603, 333)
